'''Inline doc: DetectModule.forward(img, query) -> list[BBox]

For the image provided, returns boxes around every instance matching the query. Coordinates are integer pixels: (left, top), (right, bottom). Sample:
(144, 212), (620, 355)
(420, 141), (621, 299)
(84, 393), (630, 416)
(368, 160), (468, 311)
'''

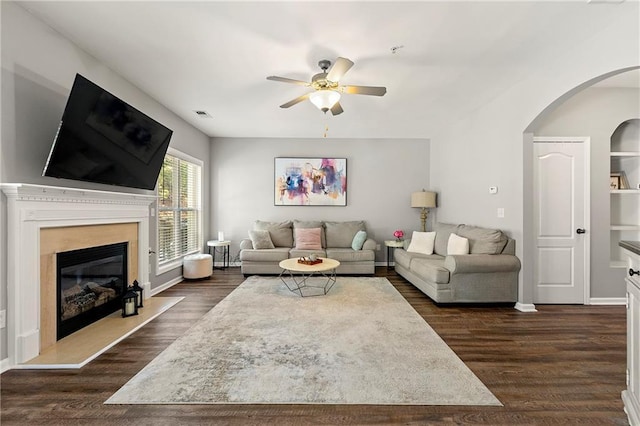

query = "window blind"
(157, 153), (202, 265)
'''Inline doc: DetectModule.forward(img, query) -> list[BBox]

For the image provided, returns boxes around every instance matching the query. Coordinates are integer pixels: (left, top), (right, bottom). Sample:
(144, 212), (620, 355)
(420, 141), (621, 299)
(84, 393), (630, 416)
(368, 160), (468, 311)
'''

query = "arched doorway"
(520, 67), (640, 311)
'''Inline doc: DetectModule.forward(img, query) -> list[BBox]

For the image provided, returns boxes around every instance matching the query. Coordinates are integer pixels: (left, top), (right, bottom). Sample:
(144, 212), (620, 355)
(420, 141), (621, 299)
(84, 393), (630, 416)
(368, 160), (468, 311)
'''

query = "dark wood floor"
(1, 268), (629, 425)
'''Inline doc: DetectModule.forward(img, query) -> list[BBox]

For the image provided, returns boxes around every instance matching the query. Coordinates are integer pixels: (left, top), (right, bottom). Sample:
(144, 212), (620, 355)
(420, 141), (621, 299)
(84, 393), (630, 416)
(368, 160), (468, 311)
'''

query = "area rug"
(106, 276), (501, 405)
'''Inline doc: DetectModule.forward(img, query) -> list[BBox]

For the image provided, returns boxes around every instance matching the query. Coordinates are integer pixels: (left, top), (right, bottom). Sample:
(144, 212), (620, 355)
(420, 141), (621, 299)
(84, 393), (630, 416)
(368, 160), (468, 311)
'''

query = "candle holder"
(122, 288), (139, 317)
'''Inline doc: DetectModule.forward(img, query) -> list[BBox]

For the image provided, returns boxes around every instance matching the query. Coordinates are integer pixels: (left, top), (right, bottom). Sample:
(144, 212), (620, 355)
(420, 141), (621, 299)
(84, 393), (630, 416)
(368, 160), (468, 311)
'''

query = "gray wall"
(533, 87), (640, 298)
(210, 137), (431, 263)
(429, 7), (638, 307)
(0, 2), (211, 362)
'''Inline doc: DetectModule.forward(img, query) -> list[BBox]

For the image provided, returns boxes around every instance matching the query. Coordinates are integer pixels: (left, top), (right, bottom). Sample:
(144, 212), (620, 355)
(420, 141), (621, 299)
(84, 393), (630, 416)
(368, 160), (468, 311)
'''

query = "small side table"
(207, 240), (231, 270)
(384, 240), (404, 269)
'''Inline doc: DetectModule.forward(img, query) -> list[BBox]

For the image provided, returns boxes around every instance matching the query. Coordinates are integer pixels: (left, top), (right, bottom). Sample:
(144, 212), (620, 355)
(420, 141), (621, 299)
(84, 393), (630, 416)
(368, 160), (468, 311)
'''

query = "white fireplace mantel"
(1, 183), (156, 367)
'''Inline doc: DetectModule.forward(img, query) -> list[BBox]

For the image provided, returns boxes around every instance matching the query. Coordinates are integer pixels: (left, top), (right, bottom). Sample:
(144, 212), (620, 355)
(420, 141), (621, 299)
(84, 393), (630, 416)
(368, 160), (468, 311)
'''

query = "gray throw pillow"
(434, 222), (462, 256)
(325, 221), (365, 248)
(248, 229), (275, 249)
(254, 220), (293, 247)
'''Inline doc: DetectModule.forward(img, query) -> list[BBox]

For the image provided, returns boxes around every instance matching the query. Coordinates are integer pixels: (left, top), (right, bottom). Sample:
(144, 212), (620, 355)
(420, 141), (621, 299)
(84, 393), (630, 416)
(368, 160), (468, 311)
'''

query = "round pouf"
(183, 253), (213, 279)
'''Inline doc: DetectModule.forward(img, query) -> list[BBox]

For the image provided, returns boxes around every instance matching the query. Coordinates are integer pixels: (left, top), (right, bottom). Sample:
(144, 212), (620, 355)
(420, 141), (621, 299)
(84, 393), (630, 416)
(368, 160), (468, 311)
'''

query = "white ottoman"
(183, 253), (213, 279)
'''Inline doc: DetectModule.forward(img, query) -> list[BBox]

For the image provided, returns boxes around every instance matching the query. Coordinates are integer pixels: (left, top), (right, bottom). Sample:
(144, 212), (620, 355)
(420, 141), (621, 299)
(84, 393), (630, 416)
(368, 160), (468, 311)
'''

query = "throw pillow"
(253, 220), (293, 247)
(295, 227), (322, 250)
(248, 229), (275, 249)
(293, 220), (326, 247)
(447, 233), (469, 255)
(406, 231), (436, 255)
(325, 221), (365, 248)
(351, 230), (367, 251)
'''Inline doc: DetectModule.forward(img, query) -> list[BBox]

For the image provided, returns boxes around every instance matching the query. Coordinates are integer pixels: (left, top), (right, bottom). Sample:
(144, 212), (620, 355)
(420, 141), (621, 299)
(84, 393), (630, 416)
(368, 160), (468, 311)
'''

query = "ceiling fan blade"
(330, 102), (344, 116)
(326, 57), (354, 82)
(341, 85), (387, 96)
(279, 93), (310, 108)
(267, 76), (310, 86)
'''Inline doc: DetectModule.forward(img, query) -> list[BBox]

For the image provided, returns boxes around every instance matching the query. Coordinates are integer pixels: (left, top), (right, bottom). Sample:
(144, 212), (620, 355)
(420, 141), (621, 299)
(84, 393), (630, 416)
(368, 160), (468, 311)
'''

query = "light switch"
(497, 208), (505, 218)
(489, 186), (498, 194)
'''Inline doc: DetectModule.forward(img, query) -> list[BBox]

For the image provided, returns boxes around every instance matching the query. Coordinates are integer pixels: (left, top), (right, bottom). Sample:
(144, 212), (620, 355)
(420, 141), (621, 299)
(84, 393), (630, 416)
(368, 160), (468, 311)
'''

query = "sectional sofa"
(239, 220), (377, 275)
(394, 222), (521, 303)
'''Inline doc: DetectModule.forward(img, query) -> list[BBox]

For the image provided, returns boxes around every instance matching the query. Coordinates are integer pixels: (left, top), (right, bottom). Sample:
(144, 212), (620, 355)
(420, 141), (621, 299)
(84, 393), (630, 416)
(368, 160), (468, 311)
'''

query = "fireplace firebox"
(57, 242), (128, 340)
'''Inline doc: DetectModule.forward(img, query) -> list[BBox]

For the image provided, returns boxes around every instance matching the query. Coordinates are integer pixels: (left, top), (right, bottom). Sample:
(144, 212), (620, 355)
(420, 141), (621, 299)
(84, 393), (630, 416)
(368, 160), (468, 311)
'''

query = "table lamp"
(411, 190), (437, 232)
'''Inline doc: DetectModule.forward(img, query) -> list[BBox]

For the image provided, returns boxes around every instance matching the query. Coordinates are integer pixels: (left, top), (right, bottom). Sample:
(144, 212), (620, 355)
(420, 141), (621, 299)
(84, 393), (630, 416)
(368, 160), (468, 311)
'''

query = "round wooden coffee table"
(278, 257), (340, 297)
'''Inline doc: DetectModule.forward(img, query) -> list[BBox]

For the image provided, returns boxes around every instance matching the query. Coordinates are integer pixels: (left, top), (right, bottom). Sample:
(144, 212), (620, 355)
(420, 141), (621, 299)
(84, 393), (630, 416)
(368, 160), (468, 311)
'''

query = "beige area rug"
(106, 276), (501, 405)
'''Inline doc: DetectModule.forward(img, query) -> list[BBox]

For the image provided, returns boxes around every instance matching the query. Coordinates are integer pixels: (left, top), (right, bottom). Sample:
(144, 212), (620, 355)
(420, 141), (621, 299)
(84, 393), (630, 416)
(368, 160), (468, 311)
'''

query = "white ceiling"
(16, 1), (640, 139)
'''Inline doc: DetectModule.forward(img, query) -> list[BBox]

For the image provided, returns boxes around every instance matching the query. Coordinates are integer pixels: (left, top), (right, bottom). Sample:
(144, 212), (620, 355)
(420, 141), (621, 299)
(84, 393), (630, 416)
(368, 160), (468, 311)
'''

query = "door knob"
(631, 269), (640, 277)
(576, 228), (586, 234)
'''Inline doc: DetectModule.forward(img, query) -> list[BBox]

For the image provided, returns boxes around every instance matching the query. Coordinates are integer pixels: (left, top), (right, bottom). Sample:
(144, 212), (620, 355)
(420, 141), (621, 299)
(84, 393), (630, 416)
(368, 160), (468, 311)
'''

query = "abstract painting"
(275, 157), (347, 206)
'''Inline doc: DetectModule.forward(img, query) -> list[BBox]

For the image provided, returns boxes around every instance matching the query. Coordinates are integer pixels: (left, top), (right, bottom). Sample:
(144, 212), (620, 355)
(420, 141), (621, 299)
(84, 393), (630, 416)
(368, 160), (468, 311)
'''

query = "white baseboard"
(589, 297), (627, 305)
(150, 276), (184, 297)
(514, 302), (538, 312)
(1, 357), (12, 373)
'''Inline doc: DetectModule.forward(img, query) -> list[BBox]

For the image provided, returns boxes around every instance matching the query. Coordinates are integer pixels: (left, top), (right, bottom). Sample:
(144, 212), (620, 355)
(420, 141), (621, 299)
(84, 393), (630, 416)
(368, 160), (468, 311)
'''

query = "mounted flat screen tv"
(43, 74), (173, 190)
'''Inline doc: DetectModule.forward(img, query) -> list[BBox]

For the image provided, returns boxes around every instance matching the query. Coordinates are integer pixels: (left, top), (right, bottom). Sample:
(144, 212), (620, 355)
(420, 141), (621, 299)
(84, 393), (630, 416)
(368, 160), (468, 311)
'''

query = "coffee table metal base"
(279, 269), (337, 297)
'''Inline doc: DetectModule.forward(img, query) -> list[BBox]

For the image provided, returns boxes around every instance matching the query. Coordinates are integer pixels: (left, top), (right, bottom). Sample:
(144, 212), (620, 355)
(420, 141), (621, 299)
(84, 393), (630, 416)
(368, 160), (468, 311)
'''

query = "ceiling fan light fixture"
(309, 90), (341, 113)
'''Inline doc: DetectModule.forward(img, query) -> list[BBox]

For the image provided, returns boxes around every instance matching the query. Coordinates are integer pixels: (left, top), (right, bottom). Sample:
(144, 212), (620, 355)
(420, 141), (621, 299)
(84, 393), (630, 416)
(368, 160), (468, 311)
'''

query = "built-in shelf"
(610, 189), (640, 194)
(610, 225), (640, 231)
(609, 119), (639, 268)
(610, 151), (640, 157)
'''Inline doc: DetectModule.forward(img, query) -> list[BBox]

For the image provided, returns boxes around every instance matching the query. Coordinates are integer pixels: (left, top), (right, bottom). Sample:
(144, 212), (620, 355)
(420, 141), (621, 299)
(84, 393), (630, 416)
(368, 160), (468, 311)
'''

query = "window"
(157, 149), (202, 272)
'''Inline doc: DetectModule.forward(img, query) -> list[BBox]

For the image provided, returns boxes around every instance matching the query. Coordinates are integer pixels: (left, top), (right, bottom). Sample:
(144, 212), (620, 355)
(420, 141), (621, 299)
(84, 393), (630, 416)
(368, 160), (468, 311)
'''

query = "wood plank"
(21, 297), (182, 368)
(0, 268), (629, 425)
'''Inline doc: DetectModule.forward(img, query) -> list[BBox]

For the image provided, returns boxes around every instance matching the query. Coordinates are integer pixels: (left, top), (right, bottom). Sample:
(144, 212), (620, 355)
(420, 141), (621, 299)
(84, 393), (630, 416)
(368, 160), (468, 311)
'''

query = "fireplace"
(57, 242), (128, 340)
(2, 183), (155, 366)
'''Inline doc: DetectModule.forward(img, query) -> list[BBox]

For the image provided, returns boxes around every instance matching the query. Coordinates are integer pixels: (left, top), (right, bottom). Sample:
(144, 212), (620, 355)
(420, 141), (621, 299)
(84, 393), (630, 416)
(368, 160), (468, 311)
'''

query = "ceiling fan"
(266, 57), (386, 115)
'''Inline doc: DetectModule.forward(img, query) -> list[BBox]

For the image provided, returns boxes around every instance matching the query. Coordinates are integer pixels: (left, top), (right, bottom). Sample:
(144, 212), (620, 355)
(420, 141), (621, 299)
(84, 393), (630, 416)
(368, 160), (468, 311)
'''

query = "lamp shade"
(309, 90), (341, 112)
(411, 191), (437, 208)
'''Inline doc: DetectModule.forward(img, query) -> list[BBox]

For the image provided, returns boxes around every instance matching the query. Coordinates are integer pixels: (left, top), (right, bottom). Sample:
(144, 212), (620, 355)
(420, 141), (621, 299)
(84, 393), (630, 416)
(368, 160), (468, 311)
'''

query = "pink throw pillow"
(295, 228), (322, 250)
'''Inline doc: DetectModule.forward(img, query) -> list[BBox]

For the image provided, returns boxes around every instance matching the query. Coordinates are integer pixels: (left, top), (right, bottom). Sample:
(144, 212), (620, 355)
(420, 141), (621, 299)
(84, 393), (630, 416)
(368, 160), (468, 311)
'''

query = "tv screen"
(43, 74), (173, 190)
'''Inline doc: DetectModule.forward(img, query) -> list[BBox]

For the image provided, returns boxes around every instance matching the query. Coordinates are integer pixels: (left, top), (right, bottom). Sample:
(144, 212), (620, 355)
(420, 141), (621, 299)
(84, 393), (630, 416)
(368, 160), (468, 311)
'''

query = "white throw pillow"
(406, 231), (436, 255)
(447, 233), (469, 255)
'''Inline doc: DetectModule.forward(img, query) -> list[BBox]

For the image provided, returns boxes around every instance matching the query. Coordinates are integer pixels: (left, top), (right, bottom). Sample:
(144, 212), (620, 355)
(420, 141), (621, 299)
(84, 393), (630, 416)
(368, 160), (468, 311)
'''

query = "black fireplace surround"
(57, 242), (128, 340)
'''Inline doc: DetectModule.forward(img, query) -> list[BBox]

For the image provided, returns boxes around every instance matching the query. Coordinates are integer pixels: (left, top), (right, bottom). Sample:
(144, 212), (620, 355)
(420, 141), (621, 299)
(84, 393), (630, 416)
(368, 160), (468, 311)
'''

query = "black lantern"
(122, 288), (139, 317)
(131, 279), (144, 308)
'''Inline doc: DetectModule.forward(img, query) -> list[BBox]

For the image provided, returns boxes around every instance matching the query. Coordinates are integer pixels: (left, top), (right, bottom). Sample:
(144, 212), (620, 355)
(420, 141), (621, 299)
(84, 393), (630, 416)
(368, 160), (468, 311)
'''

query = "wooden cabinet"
(622, 243), (640, 426)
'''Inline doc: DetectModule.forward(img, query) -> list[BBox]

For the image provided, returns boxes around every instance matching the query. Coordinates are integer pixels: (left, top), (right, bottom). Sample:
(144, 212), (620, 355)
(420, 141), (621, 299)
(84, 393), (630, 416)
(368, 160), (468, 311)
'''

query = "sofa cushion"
(289, 248), (327, 258)
(325, 221), (365, 248)
(411, 259), (451, 284)
(351, 230), (367, 251)
(254, 220), (293, 247)
(294, 227), (322, 250)
(394, 249), (444, 269)
(447, 233), (469, 255)
(457, 224), (508, 254)
(434, 223), (461, 256)
(239, 247), (290, 262)
(248, 229), (275, 249)
(407, 231), (436, 255)
(393, 248), (414, 269)
(326, 248), (375, 262)
(293, 220), (326, 247)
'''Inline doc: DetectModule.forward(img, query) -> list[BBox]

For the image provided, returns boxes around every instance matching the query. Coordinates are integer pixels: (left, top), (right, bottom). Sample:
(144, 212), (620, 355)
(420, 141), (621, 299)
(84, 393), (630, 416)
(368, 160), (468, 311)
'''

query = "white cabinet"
(610, 119), (640, 268)
(622, 243), (640, 426)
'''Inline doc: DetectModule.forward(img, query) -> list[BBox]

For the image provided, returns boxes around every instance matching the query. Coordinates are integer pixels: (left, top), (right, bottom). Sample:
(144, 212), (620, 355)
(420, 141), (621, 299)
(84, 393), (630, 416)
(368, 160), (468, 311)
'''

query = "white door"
(533, 138), (589, 304)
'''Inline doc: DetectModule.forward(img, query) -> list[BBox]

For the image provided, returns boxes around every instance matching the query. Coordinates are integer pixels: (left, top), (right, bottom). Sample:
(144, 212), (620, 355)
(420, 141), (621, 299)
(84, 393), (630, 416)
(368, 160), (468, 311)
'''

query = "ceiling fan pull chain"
(323, 116), (329, 138)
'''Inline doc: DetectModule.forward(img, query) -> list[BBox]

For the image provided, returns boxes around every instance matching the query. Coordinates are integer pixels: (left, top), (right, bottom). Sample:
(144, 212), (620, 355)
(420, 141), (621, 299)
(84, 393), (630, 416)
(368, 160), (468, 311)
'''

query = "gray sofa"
(239, 220), (376, 275)
(394, 222), (520, 303)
